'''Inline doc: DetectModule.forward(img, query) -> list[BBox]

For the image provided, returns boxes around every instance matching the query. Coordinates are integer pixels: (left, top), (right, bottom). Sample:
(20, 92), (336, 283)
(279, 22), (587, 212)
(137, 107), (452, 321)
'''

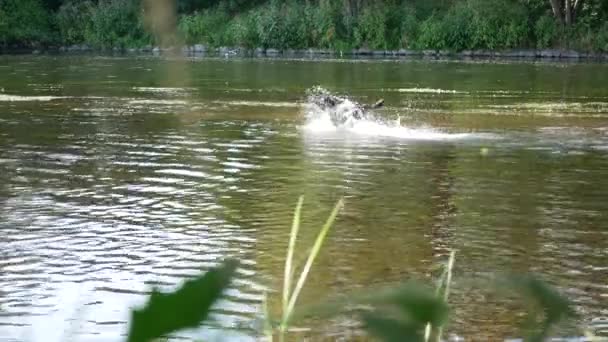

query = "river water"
(0, 55), (607, 341)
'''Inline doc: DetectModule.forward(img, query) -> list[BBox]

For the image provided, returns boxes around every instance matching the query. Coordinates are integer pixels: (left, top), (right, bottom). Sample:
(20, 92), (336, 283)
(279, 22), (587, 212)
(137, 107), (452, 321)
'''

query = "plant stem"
(283, 196), (304, 317)
(281, 198), (344, 329)
(436, 250), (456, 342)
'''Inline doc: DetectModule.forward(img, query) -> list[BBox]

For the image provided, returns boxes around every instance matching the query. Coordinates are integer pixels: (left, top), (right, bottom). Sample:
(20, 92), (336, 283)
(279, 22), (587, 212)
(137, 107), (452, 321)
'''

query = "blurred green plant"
(126, 258), (238, 342)
(121, 197), (581, 342)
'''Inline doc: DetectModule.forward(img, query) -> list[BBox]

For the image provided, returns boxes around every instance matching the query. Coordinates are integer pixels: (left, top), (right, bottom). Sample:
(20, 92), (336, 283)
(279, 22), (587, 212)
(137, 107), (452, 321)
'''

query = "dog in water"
(307, 87), (384, 127)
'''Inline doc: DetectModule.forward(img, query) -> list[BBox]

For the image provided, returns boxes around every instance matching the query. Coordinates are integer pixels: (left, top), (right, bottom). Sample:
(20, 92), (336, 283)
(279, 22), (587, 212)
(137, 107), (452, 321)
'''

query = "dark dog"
(307, 88), (384, 126)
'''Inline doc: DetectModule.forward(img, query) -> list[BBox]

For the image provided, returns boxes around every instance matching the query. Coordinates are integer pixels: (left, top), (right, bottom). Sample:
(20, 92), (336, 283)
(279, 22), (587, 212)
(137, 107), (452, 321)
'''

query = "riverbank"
(2, 0), (607, 61)
(4, 45), (608, 61)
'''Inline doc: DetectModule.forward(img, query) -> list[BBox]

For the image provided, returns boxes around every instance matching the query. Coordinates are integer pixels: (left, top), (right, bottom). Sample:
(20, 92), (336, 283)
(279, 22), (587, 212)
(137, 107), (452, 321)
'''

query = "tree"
(548, 0), (583, 25)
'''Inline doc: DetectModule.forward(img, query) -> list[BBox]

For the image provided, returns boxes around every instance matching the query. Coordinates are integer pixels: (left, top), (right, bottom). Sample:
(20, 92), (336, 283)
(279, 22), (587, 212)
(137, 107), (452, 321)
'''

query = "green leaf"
(362, 312), (422, 342)
(501, 275), (575, 342)
(126, 259), (239, 342)
(390, 284), (449, 327)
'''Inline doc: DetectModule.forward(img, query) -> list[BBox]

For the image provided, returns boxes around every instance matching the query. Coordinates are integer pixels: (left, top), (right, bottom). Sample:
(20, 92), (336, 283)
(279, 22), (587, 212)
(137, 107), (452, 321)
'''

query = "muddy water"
(0, 55), (607, 341)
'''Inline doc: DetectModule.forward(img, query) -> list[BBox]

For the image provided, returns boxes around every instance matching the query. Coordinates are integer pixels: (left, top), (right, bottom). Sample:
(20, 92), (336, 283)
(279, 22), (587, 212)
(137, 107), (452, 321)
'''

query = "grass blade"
(283, 196), (304, 317)
(435, 250), (455, 342)
(282, 198), (344, 327)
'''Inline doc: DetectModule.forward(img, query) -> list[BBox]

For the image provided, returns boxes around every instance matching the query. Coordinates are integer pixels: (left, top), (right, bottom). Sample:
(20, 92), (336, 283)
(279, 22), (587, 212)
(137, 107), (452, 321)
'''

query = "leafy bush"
(281, 0), (308, 49)
(0, 0), (54, 47)
(415, 15), (446, 50)
(0, 7), (8, 44)
(227, 12), (259, 48)
(534, 15), (558, 49)
(313, 0), (341, 49)
(178, 7), (233, 46)
(400, 6), (418, 48)
(354, 3), (388, 49)
(56, 0), (93, 45)
(466, 0), (530, 50)
(597, 22), (608, 52)
(414, 0), (529, 51)
(252, 0), (282, 48)
(85, 0), (150, 49)
(441, 1), (475, 51)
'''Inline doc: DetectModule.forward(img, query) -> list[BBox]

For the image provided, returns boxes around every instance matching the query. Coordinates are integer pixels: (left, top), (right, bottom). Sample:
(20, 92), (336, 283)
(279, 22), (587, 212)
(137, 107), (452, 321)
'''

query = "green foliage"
(178, 8), (231, 46)
(354, 3), (389, 49)
(118, 198), (576, 342)
(415, 15), (447, 50)
(0, 0), (53, 47)
(0, 7), (8, 44)
(359, 284), (449, 342)
(1, 0), (608, 52)
(597, 22), (608, 52)
(85, 0), (150, 49)
(56, 1), (93, 45)
(501, 275), (576, 342)
(414, 0), (530, 51)
(468, 0), (530, 50)
(441, 1), (475, 51)
(400, 6), (419, 48)
(126, 259), (238, 342)
(227, 13), (259, 48)
(534, 15), (557, 49)
(313, 0), (341, 48)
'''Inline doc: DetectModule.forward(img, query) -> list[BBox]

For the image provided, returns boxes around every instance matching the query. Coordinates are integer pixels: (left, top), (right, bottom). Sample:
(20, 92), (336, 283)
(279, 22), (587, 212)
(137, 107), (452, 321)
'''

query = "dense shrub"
(414, 0), (529, 51)
(597, 22), (608, 52)
(85, 0), (150, 48)
(415, 15), (447, 50)
(56, 1), (93, 45)
(0, 8), (8, 44)
(310, 0), (341, 48)
(354, 3), (388, 49)
(0, 0), (54, 47)
(400, 8), (418, 48)
(1, 0), (608, 52)
(227, 12), (259, 48)
(534, 15), (558, 49)
(178, 8), (231, 46)
(467, 0), (529, 49)
(441, 1), (475, 51)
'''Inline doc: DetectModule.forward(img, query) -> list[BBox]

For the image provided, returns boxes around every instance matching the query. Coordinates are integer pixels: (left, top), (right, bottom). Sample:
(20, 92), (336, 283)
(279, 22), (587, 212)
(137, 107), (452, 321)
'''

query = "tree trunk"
(549, 0), (564, 25)
(572, 0), (584, 23)
(565, 0), (573, 25)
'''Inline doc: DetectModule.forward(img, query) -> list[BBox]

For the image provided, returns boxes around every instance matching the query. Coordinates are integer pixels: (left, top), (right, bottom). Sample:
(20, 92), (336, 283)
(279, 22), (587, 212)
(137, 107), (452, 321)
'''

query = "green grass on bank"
(1, 0), (608, 52)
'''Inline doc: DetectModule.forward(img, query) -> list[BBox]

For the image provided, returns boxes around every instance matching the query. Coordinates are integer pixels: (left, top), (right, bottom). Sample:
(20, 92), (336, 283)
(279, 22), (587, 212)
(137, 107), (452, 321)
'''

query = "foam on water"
(302, 88), (475, 140)
(0, 94), (69, 102)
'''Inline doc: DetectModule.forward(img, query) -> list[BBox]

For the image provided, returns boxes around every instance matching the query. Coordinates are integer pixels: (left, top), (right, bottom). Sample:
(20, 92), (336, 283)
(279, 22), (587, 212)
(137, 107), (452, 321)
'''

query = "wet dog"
(307, 88), (384, 126)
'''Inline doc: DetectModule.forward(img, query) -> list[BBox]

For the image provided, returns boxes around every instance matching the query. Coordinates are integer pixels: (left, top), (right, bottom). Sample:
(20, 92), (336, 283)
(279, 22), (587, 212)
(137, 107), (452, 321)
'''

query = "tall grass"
(278, 196), (344, 340)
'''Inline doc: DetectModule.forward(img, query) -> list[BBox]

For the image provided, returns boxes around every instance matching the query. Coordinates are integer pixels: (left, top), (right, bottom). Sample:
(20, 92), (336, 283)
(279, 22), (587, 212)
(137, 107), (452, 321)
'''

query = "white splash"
(132, 87), (195, 94)
(395, 88), (465, 94)
(302, 88), (473, 141)
(211, 100), (299, 108)
(128, 99), (189, 105)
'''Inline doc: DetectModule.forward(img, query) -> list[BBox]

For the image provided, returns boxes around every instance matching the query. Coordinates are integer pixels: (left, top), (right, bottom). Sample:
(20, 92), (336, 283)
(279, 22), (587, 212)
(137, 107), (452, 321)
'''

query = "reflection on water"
(0, 56), (607, 341)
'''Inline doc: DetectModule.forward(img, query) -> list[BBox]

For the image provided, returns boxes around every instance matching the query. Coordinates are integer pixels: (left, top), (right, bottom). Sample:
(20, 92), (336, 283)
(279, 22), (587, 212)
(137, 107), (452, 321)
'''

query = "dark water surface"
(0, 55), (607, 341)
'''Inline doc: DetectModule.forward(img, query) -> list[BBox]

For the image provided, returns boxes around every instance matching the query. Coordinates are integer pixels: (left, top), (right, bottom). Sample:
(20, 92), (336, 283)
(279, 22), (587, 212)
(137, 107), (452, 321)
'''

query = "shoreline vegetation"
(10, 44), (608, 61)
(1, 0), (608, 60)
